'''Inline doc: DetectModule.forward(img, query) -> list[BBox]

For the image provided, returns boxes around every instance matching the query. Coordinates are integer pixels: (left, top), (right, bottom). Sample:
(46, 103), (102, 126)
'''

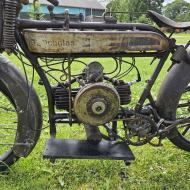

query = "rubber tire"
(156, 61), (190, 152)
(0, 55), (42, 171)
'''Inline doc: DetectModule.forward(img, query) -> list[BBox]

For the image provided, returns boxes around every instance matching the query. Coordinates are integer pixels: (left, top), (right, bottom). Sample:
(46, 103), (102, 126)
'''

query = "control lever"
(47, 5), (54, 20)
(47, 0), (59, 6)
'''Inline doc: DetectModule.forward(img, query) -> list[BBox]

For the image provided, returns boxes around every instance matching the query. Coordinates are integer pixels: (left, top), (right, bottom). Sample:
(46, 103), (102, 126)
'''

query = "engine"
(53, 61), (131, 126)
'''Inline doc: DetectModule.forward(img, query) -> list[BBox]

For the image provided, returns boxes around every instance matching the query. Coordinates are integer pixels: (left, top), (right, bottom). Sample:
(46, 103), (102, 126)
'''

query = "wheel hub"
(91, 100), (106, 115)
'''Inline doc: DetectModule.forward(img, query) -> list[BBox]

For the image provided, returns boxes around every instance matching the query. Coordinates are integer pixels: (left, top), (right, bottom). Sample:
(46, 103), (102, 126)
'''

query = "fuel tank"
(23, 30), (169, 54)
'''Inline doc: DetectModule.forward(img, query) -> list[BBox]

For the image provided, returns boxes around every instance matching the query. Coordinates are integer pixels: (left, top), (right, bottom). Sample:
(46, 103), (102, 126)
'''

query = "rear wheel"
(156, 61), (190, 151)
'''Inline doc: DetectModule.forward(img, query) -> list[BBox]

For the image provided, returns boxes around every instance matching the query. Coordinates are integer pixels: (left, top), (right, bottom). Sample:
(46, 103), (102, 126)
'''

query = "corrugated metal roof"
(29, 0), (105, 10)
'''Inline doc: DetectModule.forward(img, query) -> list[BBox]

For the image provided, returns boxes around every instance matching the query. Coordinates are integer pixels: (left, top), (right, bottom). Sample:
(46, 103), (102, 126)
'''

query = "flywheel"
(74, 83), (120, 126)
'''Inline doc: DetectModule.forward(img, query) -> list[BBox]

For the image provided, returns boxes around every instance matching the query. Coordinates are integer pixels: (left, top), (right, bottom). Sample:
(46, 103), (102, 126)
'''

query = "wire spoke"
(0, 86), (18, 156)
(0, 134), (16, 137)
(0, 124), (17, 127)
(0, 143), (32, 146)
(0, 127), (17, 130)
(178, 103), (190, 108)
(0, 106), (16, 112)
(182, 126), (190, 136)
(178, 123), (190, 129)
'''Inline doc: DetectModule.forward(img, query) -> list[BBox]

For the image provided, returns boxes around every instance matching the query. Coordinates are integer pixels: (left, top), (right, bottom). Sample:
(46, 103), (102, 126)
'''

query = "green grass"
(172, 32), (190, 44)
(0, 34), (190, 190)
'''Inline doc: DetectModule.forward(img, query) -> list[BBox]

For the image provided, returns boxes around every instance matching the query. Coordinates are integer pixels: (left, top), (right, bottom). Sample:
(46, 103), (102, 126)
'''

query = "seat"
(148, 10), (190, 30)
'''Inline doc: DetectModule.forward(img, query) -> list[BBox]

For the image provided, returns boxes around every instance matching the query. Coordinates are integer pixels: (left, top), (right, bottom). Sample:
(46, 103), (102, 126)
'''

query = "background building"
(20, 0), (105, 21)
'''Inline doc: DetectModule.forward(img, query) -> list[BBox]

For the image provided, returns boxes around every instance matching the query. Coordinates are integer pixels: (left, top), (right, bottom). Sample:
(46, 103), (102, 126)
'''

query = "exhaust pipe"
(84, 125), (102, 145)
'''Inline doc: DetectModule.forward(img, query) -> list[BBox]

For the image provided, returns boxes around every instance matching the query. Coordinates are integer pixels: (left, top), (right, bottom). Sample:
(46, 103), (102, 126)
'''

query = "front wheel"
(156, 59), (190, 151)
(0, 55), (42, 171)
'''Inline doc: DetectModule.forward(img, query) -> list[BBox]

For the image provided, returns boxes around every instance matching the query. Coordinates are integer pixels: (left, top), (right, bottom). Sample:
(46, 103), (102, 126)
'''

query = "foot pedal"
(43, 139), (135, 161)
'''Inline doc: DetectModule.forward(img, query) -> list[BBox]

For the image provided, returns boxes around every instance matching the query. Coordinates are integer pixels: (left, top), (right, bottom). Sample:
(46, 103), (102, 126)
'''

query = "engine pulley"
(74, 83), (120, 126)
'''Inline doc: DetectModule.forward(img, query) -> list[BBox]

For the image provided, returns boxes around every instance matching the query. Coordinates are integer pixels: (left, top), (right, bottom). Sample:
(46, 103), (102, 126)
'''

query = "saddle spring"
(2, 0), (18, 52)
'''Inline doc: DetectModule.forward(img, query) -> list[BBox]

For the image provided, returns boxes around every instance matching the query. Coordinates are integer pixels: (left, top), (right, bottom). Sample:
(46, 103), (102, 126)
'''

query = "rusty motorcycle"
(0, 0), (190, 171)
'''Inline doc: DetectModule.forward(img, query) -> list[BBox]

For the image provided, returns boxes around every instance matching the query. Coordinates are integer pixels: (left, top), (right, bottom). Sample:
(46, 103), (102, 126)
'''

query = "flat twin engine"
(53, 62), (131, 126)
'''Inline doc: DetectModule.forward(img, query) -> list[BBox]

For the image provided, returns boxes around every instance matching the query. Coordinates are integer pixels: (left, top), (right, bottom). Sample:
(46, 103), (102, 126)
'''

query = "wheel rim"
(0, 87), (18, 160)
(176, 86), (190, 141)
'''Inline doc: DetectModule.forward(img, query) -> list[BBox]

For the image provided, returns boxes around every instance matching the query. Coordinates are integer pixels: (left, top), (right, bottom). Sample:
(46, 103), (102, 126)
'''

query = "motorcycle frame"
(15, 18), (174, 137)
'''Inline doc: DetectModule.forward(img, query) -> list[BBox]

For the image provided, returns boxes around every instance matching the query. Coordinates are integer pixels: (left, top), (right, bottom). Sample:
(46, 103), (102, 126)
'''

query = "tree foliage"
(106, 0), (190, 23)
(164, 0), (190, 22)
(107, 0), (164, 22)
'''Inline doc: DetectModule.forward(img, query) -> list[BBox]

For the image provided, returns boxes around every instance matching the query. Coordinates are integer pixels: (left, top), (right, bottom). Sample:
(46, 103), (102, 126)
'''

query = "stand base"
(43, 138), (135, 161)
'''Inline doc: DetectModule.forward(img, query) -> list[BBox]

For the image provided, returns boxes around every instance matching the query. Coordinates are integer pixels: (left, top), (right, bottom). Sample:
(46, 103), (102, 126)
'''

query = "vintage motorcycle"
(0, 0), (190, 171)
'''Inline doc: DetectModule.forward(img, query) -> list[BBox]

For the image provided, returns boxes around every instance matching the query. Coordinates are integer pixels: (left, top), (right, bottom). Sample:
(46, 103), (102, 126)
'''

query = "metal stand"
(43, 138), (135, 162)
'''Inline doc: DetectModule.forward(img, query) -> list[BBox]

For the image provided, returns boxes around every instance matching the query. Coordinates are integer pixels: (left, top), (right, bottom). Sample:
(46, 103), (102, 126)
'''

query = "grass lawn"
(172, 32), (190, 44)
(0, 33), (190, 190)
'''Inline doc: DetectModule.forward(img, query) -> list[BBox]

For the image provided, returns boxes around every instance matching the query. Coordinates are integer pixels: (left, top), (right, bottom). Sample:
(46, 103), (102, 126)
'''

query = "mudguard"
(156, 47), (190, 120)
(0, 54), (42, 157)
(156, 47), (190, 144)
(171, 45), (190, 63)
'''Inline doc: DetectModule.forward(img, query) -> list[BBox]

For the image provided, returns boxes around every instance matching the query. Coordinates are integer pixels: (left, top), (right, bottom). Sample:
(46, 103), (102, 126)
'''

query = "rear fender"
(156, 47), (190, 137)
